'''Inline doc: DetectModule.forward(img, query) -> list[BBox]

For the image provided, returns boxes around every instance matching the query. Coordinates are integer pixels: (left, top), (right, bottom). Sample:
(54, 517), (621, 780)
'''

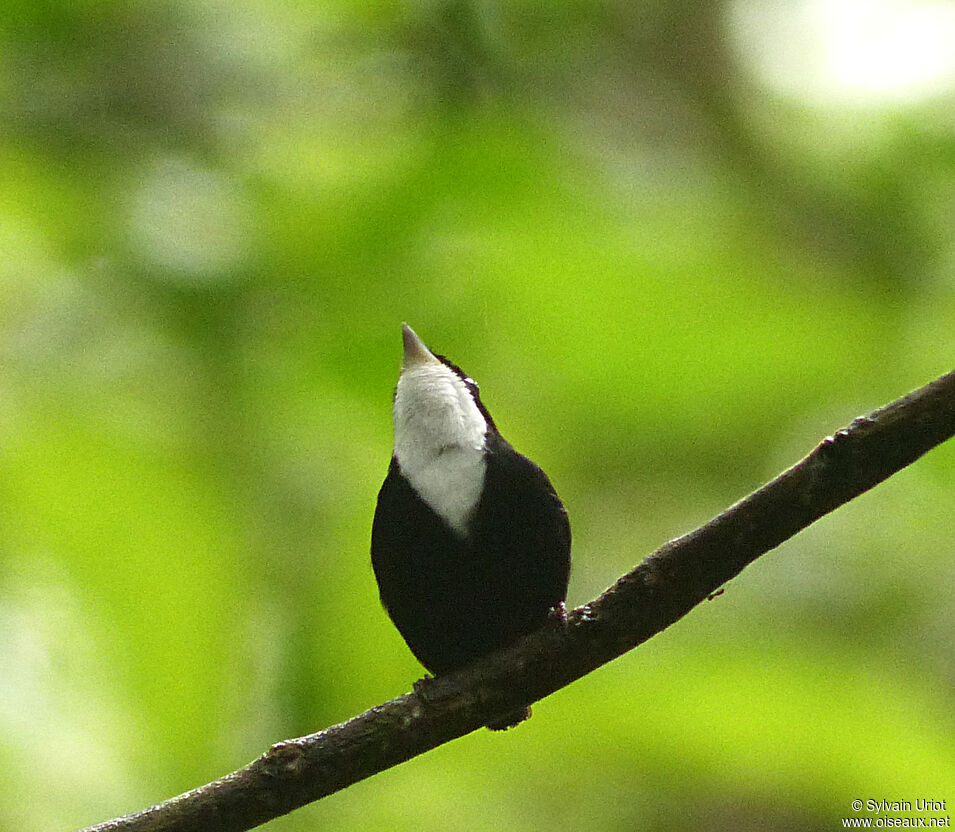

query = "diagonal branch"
(80, 367), (955, 832)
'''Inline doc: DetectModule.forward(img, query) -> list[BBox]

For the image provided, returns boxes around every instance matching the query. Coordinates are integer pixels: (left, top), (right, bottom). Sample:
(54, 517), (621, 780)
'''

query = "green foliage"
(1, 1), (953, 830)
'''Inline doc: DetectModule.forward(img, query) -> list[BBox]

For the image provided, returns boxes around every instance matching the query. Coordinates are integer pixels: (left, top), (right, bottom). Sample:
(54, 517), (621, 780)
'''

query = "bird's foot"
(412, 673), (436, 702)
(547, 601), (568, 627)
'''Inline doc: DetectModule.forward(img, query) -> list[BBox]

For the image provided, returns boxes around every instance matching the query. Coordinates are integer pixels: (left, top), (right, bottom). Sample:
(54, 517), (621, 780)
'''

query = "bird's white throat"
(393, 361), (487, 536)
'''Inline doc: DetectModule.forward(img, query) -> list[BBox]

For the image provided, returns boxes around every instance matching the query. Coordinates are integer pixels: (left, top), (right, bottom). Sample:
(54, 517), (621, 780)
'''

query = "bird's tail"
(485, 706), (531, 731)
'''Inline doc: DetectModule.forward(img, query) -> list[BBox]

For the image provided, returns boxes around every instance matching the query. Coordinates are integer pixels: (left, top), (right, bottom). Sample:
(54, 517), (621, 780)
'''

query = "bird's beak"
(402, 324), (439, 369)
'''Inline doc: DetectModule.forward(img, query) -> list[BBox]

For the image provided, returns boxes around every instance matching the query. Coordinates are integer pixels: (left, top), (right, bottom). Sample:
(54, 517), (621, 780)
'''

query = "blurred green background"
(2, 1), (954, 830)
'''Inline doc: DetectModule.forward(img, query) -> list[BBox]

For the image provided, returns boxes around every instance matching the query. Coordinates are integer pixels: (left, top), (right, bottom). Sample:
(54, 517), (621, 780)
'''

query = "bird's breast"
(396, 445), (487, 537)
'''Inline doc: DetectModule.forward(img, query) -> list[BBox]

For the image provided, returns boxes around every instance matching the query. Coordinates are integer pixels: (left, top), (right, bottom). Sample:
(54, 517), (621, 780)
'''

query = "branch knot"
(261, 741), (307, 779)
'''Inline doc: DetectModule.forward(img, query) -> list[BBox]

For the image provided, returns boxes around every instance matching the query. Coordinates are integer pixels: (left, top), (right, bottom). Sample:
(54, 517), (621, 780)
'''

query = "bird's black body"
(371, 326), (571, 727)
(372, 432), (570, 674)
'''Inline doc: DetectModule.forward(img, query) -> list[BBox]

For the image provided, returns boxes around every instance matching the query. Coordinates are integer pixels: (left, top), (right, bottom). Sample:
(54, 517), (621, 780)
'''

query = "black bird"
(371, 324), (571, 729)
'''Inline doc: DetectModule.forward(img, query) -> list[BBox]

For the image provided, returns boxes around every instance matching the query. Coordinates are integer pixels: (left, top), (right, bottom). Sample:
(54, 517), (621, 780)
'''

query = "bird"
(371, 324), (571, 730)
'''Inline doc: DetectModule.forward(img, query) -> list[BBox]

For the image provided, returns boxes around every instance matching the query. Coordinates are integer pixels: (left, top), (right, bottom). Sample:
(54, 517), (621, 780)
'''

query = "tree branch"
(80, 368), (955, 832)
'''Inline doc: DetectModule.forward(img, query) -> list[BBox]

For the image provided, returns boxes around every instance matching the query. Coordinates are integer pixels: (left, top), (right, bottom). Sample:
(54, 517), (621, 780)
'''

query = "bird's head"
(393, 324), (491, 463)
